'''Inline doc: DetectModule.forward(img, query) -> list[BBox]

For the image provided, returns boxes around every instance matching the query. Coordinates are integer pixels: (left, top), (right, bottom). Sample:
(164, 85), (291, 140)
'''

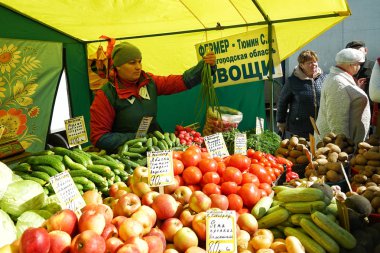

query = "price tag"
(206, 210), (237, 253)
(136, 116), (153, 138)
(204, 133), (229, 158)
(49, 171), (86, 216)
(0, 125), (5, 139)
(255, 117), (264, 134)
(147, 150), (174, 187)
(234, 133), (247, 155)
(65, 116), (88, 147)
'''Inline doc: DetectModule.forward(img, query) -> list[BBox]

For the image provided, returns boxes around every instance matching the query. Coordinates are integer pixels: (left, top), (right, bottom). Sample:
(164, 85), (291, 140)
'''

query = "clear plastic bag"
(203, 106), (243, 136)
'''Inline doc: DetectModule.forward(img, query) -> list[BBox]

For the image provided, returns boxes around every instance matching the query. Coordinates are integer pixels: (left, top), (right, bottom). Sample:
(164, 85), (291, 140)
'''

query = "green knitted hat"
(112, 42), (142, 67)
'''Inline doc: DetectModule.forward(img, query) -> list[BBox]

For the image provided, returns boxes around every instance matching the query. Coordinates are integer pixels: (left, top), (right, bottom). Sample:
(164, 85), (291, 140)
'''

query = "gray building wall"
(286, 0), (380, 77)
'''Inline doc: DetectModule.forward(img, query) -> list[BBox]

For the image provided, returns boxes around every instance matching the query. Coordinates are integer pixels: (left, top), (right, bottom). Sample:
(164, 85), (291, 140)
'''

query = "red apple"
(164, 177), (180, 194)
(48, 230), (71, 253)
(173, 227), (198, 253)
(188, 191), (211, 213)
(103, 197), (118, 210)
(179, 209), (195, 227)
(237, 213), (258, 235)
(44, 209), (78, 236)
(111, 216), (127, 230)
(133, 166), (149, 183)
(82, 203), (114, 224)
(184, 246), (206, 253)
(191, 212), (206, 241)
(143, 235), (164, 253)
(141, 191), (159, 206)
(101, 223), (118, 240)
(78, 208), (106, 235)
(70, 230), (106, 253)
(209, 194), (229, 210)
(146, 227), (166, 250)
(115, 243), (140, 253)
(131, 205), (157, 235)
(82, 190), (103, 205)
(109, 182), (131, 198)
(124, 236), (149, 253)
(19, 227), (50, 253)
(118, 218), (144, 242)
(172, 186), (193, 204)
(160, 218), (183, 242)
(113, 192), (141, 217)
(151, 194), (179, 220)
(105, 237), (124, 253)
(131, 181), (152, 198)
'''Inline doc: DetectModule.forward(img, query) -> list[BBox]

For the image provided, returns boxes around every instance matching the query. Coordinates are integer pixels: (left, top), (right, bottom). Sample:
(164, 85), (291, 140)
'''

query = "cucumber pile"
(10, 130), (185, 197)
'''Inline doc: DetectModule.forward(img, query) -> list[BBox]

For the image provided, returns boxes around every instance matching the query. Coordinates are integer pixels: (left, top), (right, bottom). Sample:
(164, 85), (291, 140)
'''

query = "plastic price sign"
(255, 117), (264, 134)
(49, 171), (86, 216)
(204, 133), (229, 158)
(206, 210), (237, 253)
(65, 116), (88, 147)
(147, 150), (174, 188)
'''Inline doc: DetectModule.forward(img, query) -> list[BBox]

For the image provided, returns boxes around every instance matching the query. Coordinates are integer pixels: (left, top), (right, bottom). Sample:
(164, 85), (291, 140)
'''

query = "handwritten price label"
(204, 133), (229, 158)
(136, 116), (153, 138)
(49, 171), (86, 216)
(65, 116), (88, 147)
(147, 150), (174, 187)
(206, 210), (237, 253)
(234, 133), (247, 155)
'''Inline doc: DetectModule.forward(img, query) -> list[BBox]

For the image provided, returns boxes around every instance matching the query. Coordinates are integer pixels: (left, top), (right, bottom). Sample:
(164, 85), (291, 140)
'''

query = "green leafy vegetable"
(0, 209), (17, 248)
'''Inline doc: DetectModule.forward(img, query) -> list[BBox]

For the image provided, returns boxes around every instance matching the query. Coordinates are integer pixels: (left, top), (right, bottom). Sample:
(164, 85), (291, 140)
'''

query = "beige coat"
(316, 66), (370, 145)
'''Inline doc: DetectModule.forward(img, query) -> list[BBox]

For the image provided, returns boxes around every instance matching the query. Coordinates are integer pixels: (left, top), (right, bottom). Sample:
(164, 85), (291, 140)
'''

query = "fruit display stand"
(2, 128), (380, 252)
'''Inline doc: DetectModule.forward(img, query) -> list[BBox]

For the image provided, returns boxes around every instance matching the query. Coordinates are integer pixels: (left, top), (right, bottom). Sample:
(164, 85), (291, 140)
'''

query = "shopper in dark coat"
(276, 50), (326, 138)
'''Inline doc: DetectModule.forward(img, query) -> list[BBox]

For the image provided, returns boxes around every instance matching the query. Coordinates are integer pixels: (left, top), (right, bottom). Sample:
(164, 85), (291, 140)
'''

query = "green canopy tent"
(0, 0), (350, 152)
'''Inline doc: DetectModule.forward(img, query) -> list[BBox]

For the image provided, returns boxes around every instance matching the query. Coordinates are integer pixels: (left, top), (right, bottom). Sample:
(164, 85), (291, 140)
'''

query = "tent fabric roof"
(0, 0), (350, 61)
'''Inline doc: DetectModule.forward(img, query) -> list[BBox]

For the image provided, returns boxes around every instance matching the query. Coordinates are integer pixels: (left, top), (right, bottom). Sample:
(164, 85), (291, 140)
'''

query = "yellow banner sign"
(195, 27), (282, 88)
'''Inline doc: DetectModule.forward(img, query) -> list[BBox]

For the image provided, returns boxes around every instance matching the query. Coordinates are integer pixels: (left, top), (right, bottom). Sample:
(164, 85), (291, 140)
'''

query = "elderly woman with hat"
(90, 42), (216, 153)
(316, 48), (370, 145)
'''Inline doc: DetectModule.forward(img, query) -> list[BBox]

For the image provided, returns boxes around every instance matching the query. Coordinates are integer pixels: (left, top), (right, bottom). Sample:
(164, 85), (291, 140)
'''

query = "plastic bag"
(203, 106), (243, 135)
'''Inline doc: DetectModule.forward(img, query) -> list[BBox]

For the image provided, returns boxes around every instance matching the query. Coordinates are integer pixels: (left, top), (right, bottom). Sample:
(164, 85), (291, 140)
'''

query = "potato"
(369, 146), (380, 152)
(338, 152), (349, 162)
(362, 190), (374, 201)
(317, 165), (328, 175)
(358, 141), (373, 150)
(326, 170), (340, 182)
(289, 150), (303, 158)
(325, 162), (342, 172)
(368, 160), (380, 167)
(298, 138), (308, 145)
(363, 151), (380, 161)
(327, 152), (339, 163)
(353, 174), (368, 184)
(277, 147), (289, 156)
(289, 136), (299, 146)
(323, 136), (333, 144)
(326, 143), (341, 153)
(315, 147), (330, 156)
(296, 155), (309, 165)
(296, 144), (305, 152)
(356, 185), (367, 195)
(326, 132), (337, 139)
(280, 139), (289, 148)
(355, 154), (368, 165)
(316, 158), (328, 165)
(372, 174), (380, 184)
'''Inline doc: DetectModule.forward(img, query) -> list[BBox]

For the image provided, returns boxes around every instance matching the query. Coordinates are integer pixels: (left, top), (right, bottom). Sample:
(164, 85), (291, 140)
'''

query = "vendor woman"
(90, 42), (216, 153)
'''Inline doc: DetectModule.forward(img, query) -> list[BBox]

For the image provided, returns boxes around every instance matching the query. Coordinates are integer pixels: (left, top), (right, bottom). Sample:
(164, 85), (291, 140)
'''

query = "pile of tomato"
(171, 146), (295, 213)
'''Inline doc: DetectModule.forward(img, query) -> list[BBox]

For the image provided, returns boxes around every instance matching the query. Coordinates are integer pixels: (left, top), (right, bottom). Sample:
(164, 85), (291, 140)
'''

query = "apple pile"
(7, 146), (292, 253)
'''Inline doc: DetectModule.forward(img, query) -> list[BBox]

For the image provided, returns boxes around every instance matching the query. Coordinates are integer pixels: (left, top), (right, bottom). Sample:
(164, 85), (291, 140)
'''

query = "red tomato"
(173, 159), (184, 176)
(221, 181), (239, 195)
(249, 164), (273, 184)
(223, 166), (243, 185)
(202, 183), (221, 196)
(213, 156), (223, 163)
(186, 145), (202, 154)
(182, 166), (202, 185)
(187, 184), (201, 192)
(202, 171), (220, 185)
(250, 158), (259, 164)
(246, 149), (256, 159)
(217, 162), (226, 176)
(258, 188), (268, 198)
(228, 154), (251, 172)
(237, 208), (249, 215)
(265, 167), (277, 181)
(241, 172), (260, 186)
(251, 151), (264, 161)
(259, 183), (273, 196)
(181, 149), (202, 167)
(237, 183), (260, 208)
(198, 158), (218, 174)
(201, 152), (213, 160)
(173, 150), (183, 160)
(227, 194), (243, 211)
(274, 168), (282, 178)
